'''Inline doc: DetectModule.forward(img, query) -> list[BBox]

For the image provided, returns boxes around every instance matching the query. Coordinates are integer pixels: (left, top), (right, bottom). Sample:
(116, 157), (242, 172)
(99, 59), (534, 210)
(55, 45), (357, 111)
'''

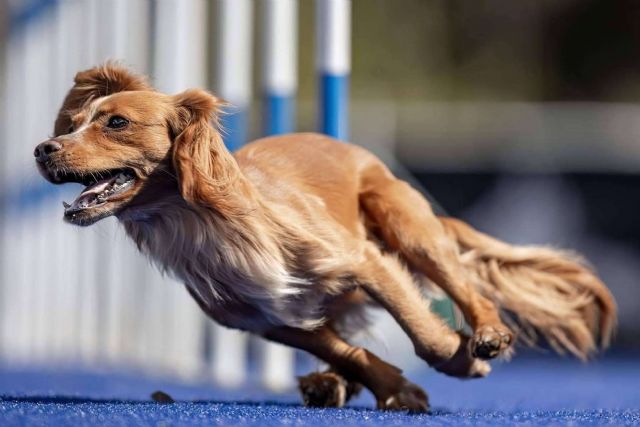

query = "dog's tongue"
(64, 176), (117, 213)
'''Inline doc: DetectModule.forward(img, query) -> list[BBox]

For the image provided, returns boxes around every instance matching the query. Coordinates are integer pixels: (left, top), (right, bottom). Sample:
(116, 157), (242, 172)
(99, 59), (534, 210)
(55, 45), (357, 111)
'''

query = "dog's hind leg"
(263, 326), (428, 412)
(359, 162), (513, 360)
(354, 246), (491, 378)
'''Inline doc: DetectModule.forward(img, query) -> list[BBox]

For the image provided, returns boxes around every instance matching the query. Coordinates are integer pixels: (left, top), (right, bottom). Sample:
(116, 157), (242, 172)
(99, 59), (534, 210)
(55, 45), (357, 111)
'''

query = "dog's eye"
(68, 125), (74, 133)
(106, 116), (129, 129)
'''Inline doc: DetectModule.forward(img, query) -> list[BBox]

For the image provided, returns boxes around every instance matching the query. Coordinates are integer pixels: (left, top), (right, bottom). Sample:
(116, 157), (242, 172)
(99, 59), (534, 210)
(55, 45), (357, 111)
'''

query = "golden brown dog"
(35, 64), (616, 412)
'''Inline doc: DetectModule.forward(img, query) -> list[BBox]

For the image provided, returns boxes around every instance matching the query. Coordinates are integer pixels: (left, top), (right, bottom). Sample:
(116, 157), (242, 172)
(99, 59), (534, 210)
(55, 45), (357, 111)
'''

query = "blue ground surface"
(0, 354), (638, 426)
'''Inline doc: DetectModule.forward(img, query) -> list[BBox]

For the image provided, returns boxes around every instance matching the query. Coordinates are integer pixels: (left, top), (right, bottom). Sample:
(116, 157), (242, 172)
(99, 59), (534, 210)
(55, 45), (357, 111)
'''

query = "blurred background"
(0, 0), (639, 396)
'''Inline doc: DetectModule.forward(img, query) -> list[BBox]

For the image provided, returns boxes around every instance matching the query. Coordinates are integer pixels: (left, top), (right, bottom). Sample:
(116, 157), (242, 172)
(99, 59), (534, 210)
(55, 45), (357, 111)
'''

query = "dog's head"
(35, 63), (230, 226)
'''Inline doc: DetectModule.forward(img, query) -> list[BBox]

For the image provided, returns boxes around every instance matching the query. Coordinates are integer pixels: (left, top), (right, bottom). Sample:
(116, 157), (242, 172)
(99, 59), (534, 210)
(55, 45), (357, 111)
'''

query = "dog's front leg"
(262, 326), (428, 412)
(297, 368), (362, 408)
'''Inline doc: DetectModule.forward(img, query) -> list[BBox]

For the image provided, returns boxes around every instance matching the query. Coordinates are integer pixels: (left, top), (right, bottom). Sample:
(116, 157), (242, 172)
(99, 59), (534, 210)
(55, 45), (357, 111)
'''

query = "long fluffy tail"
(439, 217), (617, 360)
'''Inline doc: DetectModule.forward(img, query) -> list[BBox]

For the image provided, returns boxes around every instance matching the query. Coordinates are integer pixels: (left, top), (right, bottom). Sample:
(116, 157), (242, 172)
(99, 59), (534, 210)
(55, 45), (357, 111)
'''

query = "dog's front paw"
(471, 324), (514, 360)
(298, 371), (349, 408)
(377, 381), (429, 413)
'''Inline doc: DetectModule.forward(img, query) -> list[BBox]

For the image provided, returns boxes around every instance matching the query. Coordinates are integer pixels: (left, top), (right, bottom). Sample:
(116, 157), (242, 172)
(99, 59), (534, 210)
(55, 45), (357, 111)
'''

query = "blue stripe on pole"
(1, 182), (77, 216)
(264, 94), (294, 136)
(7, 0), (61, 214)
(220, 107), (248, 152)
(9, 0), (58, 32)
(319, 73), (349, 141)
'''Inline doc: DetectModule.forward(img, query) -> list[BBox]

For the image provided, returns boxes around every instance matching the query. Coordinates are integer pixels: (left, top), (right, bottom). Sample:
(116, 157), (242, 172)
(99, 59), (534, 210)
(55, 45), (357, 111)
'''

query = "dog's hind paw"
(433, 333), (492, 378)
(471, 324), (514, 360)
(377, 381), (429, 413)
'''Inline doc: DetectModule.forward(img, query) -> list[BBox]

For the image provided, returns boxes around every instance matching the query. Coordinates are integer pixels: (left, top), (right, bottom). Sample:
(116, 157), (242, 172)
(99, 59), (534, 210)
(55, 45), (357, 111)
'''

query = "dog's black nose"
(34, 140), (62, 163)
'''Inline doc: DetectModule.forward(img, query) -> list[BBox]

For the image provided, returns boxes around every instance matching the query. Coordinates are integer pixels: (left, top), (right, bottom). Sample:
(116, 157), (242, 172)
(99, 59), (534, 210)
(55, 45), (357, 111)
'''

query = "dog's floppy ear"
(54, 62), (153, 136)
(170, 89), (243, 215)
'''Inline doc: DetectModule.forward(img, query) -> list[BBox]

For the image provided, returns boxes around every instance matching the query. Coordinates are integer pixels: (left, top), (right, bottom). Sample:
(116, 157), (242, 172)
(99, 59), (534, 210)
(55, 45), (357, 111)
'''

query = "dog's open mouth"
(62, 168), (137, 216)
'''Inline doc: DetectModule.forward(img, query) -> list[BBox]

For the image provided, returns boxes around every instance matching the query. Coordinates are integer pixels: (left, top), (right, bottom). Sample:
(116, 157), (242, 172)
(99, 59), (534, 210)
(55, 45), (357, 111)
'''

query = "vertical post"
(2, 7), (29, 361)
(92, 0), (150, 368)
(50, 0), (89, 364)
(152, 0), (207, 380)
(262, 0), (297, 135)
(216, 0), (253, 151)
(210, 0), (254, 387)
(259, 0), (297, 391)
(21, 3), (65, 366)
(72, 0), (102, 366)
(316, 0), (351, 140)
(85, 0), (130, 370)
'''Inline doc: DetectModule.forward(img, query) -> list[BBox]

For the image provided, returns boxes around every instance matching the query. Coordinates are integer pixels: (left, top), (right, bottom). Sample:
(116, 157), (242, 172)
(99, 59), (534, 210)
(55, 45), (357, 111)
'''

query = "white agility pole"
(1, 21), (28, 364)
(19, 7), (62, 365)
(262, 0), (297, 135)
(90, 0), (151, 367)
(215, 0), (253, 151)
(210, 0), (254, 387)
(0, 2), (56, 366)
(154, 0), (207, 94)
(72, 0), (102, 366)
(48, 0), (90, 363)
(29, 13), (59, 364)
(152, 0), (208, 380)
(260, 0), (298, 391)
(316, 0), (351, 140)
(79, 0), (128, 368)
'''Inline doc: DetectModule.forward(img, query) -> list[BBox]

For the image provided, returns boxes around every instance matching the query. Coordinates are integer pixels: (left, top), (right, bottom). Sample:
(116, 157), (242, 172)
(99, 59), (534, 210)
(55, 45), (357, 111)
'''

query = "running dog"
(34, 64), (616, 412)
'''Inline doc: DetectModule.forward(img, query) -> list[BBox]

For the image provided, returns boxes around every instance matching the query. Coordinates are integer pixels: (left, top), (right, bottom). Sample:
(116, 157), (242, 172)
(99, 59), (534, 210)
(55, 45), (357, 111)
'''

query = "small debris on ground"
(151, 390), (175, 404)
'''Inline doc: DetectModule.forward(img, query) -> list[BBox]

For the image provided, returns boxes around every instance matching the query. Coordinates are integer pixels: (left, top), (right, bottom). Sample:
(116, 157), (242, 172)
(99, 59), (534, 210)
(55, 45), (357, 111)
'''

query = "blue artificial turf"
(0, 354), (639, 426)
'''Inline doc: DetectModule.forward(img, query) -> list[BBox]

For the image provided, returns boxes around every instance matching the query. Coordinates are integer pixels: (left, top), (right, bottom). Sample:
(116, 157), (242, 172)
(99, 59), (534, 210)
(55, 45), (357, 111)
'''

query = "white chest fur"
(123, 204), (327, 332)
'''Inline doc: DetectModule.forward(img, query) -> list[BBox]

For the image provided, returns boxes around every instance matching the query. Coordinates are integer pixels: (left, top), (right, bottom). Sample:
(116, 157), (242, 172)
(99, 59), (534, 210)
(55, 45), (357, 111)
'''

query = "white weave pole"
(262, 0), (297, 135)
(91, 0), (150, 367)
(21, 5), (62, 365)
(73, 0), (102, 367)
(0, 1), (83, 367)
(48, 0), (89, 364)
(215, 0), (253, 151)
(259, 0), (298, 392)
(0, 28), (30, 361)
(152, 0), (208, 380)
(316, 0), (351, 140)
(79, 0), (130, 368)
(30, 5), (60, 362)
(210, 0), (254, 387)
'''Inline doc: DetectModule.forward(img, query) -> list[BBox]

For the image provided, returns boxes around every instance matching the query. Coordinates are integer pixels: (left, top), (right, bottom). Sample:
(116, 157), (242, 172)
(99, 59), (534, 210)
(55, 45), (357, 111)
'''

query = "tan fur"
(54, 61), (153, 136)
(36, 64), (617, 412)
(440, 217), (616, 359)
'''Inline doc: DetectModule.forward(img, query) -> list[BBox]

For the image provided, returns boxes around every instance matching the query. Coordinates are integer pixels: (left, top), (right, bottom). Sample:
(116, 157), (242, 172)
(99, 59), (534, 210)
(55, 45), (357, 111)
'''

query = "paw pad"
(471, 325), (514, 360)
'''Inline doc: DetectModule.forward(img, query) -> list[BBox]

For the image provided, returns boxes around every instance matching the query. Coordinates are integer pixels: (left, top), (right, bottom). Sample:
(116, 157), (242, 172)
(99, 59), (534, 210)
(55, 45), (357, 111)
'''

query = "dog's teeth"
(62, 201), (71, 209)
(116, 173), (127, 184)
